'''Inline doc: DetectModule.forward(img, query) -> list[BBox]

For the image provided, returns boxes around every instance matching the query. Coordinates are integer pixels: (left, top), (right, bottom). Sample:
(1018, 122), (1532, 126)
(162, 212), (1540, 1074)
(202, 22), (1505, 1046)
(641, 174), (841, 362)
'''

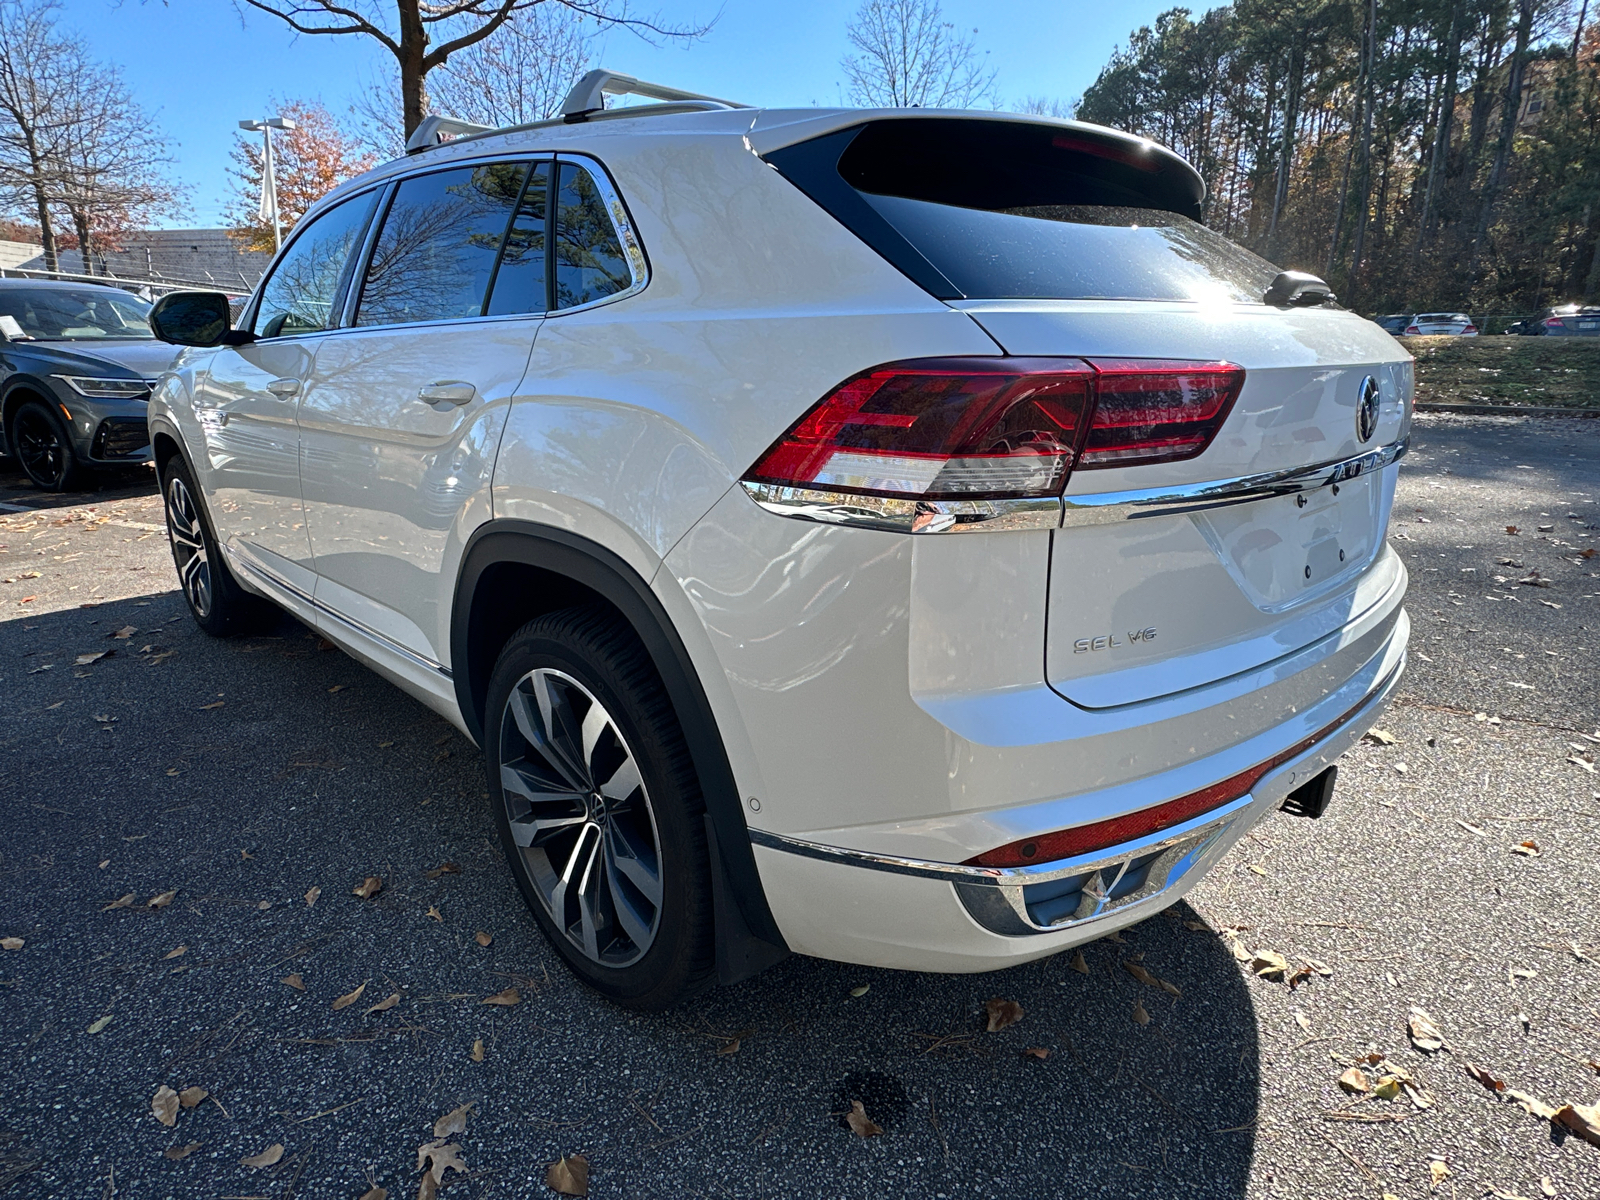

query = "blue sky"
(73, 0), (1216, 226)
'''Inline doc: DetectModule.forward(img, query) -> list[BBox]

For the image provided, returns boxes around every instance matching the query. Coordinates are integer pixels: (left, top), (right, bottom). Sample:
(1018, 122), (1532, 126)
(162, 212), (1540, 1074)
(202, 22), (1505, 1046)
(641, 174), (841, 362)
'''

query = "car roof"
(0, 277), (139, 293)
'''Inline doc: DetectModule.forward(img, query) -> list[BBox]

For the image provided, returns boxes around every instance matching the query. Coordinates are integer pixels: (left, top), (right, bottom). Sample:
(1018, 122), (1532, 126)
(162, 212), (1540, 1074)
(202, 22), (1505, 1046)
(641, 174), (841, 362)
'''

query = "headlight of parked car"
(51, 375), (153, 399)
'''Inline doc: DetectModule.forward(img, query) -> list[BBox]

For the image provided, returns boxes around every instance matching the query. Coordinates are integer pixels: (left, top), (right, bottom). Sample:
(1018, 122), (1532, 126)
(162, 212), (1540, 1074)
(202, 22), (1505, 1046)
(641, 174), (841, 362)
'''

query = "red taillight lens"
(1404, 326), (1421, 334)
(744, 357), (1242, 500)
(1544, 317), (1565, 328)
(1462, 325), (1477, 333)
(1075, 359), (1244, 469)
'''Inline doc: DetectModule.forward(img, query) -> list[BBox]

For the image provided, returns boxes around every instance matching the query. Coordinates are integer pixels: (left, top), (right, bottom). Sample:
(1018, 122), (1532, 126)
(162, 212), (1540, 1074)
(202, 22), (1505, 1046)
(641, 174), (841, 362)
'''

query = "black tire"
(159, 454), (274, 636)
(11, 399), (87, 492)
(485, 608), (715, 1010)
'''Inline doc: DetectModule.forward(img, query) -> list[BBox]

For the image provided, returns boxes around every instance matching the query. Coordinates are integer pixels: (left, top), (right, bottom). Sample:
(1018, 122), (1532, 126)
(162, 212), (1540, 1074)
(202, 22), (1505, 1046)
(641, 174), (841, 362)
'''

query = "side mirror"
(149, 291), (251, 347)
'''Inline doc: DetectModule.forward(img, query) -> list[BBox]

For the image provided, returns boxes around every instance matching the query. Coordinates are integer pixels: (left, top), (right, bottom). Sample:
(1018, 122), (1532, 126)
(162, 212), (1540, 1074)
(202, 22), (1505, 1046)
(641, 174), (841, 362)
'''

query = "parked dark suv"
(0, 279), (176, 490)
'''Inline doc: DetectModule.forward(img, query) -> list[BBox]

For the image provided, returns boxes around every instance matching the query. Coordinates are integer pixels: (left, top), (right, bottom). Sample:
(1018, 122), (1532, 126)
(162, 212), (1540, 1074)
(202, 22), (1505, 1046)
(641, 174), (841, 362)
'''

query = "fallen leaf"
(1456, 819), (1489, 836)
(1069, 949), (1090, 974)
(151, 1085), (179, 1127)
(199, 701), (223, 710)
(1430, 1160), (1451, 1188)
(241, 1143), (285, 1169)
(75, 651), (107, 665)
(424, 862), (460, 880)
(845, 1101), (883, 1138)
(327, 684), (345, 693)
(1510, 840), (1541, 857)
(1306, 958), (1333, 977)
(474, 931), (492, 947)
(256, 900), (270, 911)
(164, 945), (186, 960)
(470, 1038), (485, 1063)
(365, 992), (401, 1015)
(1465, 1061), (1507, 1092)
(544, 1153), (590, 1195)
(1023, 1046), (1051, 1060)
(304, 886), (321, 907)
(1339, 1068), (1372, 1094)
(1507, 1089), (1557, 1120)
(1567, 755), (1596, 774)
(1248, 864), (1268, 875)
(1408, 1006), (1444, 1052)
(281, 973), (305, 991)
(1132, 1000), (1151, 1026)
(433, 1102), (474, 1138)
(717, 1038), (741, 1055)
(352, 876), (383, 899)
(417, 1138), (466, 1183)
(147, 890), (177, 909)
(1373, 1075), (1403, 1101)
(1364, 728), (1398, 745)
(1542, 1178), (1557, 1197)
(1228, 936), (1254, 963)
(1507, 525), (1519, 534)
(1294, 1011), (1312, 1031)
(111, 625), (136, 639)
(1183, 919), (1209, 931)
(481, 986), (520, 1006)
(1551, 1101), (1600, 1147)
(0, 936), (22, 951)
(849, 984), (870, 998)
(1252, 950), (1289, 980)
(426, 905), (443, 923)
(1124, 961), (1159, 986)
(164, 1143), (200, 1161)
(984, 997), (1023, 1032)
(332, 982), (368, 1011)
(86, 1015), (111, 1034)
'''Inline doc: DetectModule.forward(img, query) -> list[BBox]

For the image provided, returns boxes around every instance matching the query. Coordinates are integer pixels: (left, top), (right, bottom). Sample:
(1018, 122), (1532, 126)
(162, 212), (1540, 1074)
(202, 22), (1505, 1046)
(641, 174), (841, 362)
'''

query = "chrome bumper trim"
(1059, 435), (1409, 527)
(739, 435), (1407, 535)
(750, 654), (1402, 935)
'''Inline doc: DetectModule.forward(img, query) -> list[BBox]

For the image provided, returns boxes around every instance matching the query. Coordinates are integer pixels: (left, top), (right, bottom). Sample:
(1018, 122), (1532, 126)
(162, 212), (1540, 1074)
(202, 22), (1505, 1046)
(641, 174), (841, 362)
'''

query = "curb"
(1414, 402), (1600, 418)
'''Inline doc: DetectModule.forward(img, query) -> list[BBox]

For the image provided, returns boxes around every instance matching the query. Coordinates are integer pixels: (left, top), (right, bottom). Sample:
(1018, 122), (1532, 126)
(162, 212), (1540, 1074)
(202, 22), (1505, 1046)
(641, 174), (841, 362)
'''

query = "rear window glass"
(767, 118), (1286, 305)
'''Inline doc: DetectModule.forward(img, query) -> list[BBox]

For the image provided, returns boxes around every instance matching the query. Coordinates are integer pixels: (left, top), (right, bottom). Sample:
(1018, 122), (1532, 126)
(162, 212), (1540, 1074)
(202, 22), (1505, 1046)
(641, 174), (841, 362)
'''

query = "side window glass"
(486, 162), (548, 317)
(553, 163), (632, 309)
(252, 191), (378, 338)
(356, 162), (528, 328)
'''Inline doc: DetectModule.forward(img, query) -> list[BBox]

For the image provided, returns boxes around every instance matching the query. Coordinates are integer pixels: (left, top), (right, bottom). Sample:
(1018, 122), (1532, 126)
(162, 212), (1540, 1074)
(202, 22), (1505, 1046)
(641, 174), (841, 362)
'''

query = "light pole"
(238, 116), (297, 251)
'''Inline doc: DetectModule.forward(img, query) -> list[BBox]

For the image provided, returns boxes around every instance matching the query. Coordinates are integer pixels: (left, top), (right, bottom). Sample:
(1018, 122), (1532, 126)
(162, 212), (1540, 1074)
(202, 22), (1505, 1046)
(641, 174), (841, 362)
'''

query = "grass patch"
(1409, 335), (1600, 409)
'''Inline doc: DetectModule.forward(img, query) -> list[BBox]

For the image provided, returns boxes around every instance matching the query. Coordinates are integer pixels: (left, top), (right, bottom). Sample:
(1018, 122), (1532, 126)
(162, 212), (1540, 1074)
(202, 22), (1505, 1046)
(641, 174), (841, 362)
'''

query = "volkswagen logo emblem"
(1356, 375), (1380, 443)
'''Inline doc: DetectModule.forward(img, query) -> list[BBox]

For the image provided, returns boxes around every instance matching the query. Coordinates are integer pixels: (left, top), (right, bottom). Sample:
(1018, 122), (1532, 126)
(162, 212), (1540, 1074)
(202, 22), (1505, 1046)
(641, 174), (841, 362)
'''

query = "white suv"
(146, 72), (1410, 1009)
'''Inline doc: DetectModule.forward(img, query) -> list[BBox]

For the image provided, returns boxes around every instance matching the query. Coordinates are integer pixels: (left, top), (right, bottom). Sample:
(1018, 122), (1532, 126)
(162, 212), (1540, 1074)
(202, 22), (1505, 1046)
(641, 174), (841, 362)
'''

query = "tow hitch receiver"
(1280, 765), (1338, 819)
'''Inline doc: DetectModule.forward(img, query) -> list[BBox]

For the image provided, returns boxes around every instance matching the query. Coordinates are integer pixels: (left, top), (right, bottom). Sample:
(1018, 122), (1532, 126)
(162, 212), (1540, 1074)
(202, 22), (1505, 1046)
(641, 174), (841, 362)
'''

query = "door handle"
(418, 381), (476, 409)
(265, 378), (301, 399)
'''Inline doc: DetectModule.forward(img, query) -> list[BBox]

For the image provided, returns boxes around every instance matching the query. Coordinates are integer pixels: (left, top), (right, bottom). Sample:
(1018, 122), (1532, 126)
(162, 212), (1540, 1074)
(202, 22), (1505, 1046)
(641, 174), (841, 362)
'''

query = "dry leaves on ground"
(1124, 960), (1182, 997)
(164, 945), (186, 960)
(1408, 1007), (1445, 1052)
(849, 985), (870, 997)
(1430, 1160), (1451, 1188)
(434, 1103), (474, 1139)
(1551, 1102), (1600, 1147)
(147, 890), (177, 909)
(241, 1143), (285, 1169)
(426, 906), (443, 923)
(1070, 950), (1090, 974)
(178, 1087), (207, 1108)
(545, 1153), (590, 1195)
(1133, 1000), (1151, 1026)
(425, 862), (460, 880)
(151, 1085), (179, 1127)
(984, 998), (1023, 1032)
(474, 931), (492, 947)
(102, 893), (135, 911)
(845, 1101), (883, 1138)
(1252, 950), (1289, 980)
(163, 1143), (200, 1161)
(1339, 1068), (1371, 1094)
(0, 937), (21, 951)
(1467, 1063), (1507, 1093)
(416, 1139), (467, 1195)
(1364, 729), (1399, 745)
(364, 992), (401, 1015)
(111, 626), (135, 639)
(352, 876), (383, 899)
(481, 986), (520, 1006)
(358, 1188), (387, 1200)
(86, 1015), (111, 1034)
(470, 1038), (485, 1063)
(304, 886), (321, 907)
(281, 973), (305, 991)
(331, 982), (367, 1011)
(1023, 1047), (1051, 1060)
(1510, 840), (1541, 857)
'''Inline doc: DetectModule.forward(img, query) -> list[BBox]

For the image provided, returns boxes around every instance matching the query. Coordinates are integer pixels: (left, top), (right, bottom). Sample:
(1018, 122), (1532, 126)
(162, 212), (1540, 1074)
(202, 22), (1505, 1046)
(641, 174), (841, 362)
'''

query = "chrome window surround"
(749, 656), (1400, 936)
(741, 434), (1408, 535)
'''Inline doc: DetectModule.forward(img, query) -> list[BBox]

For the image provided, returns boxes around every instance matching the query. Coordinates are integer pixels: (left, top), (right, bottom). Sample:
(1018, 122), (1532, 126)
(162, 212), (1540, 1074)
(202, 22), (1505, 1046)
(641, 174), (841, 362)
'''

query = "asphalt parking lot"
(1, 413), (1596, 1200)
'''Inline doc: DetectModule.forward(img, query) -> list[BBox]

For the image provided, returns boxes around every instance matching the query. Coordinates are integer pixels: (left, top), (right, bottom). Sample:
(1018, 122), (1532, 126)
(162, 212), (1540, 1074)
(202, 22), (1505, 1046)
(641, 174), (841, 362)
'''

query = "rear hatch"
(759, 114), (1412, 708)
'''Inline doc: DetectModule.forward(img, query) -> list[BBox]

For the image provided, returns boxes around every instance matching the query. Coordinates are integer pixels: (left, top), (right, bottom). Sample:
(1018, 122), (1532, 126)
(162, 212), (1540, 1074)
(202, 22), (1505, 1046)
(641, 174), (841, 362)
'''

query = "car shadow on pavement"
(1, 591), (1261, 1199)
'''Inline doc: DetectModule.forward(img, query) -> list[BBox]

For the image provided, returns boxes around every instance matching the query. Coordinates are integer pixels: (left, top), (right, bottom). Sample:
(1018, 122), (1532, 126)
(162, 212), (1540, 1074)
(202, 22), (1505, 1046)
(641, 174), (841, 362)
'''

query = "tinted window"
(356, 163), (527, 327)
(553, 163), (631, 309)
(864, 196), (1281, 303)
(486, 162), (548, 317)
(0, 287), (151, 340)
(254, 191), (378, 338)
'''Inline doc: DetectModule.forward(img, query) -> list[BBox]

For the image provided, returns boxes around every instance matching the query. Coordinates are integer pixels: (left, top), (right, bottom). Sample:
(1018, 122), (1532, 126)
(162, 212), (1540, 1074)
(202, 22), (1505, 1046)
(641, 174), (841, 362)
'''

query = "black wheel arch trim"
(452, 519), (790, 979)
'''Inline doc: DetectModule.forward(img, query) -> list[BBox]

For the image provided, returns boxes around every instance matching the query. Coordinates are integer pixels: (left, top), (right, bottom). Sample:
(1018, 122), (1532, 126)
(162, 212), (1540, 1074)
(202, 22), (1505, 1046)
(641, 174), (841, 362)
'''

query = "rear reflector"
(965, 685), (1386, 868)
(744, 357), (1242, 501)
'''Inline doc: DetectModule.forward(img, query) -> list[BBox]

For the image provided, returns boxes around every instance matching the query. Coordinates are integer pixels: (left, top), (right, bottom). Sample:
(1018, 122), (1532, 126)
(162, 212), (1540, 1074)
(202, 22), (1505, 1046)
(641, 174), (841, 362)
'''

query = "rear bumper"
(748, 608), (1406, 971)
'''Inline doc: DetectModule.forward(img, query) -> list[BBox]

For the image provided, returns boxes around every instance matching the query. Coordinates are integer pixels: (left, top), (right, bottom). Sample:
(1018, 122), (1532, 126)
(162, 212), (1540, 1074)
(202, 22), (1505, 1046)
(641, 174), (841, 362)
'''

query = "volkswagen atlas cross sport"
(145, 70), (1410, 1009)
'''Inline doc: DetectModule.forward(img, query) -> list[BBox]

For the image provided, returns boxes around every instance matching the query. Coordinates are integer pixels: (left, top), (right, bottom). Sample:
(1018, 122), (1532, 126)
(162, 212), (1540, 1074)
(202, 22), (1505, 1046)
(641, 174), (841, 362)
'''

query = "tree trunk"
(32, 184), (58, 274)
(1470, 0), (1534, 282)
(397, 0), (430, 139)
(1416, 0), (1463, 245)
(71, 207), (92, 275)
(1268, 36), (1305, 254)
(1348, 0), (1379, 300)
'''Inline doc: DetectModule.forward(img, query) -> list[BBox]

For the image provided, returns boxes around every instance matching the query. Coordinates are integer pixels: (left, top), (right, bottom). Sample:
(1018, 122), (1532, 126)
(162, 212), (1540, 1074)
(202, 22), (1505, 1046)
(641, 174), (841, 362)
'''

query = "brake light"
(1404, 325), (1421, 335)
(743, 358), (1243, 500)
(1462, 325), (1477, 334)
(1544, 317), (1565, 328)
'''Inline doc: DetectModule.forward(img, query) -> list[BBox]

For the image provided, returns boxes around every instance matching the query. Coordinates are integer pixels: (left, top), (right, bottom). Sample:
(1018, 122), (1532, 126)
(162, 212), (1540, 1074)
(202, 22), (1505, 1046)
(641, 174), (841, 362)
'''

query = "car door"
(190, 189), (381, 600)
(298, 160), (548, 667)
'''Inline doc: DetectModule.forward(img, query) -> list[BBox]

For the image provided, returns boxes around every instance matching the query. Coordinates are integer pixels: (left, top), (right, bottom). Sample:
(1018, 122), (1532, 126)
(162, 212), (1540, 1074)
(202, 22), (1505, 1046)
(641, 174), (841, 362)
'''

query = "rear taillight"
(1544, 317), (1566, 328)
(1462, 325), (1477, 334)
(1404, 325), (1421, 335)
(744, 358), (1243, 501)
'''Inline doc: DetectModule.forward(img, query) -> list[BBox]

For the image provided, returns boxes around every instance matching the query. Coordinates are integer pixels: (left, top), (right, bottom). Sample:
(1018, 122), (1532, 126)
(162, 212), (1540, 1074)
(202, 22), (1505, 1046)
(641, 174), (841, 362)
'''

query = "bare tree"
(233, 0), (705, 139)
(841, 0), (997, 109)
(351, 3), (593, 155)
(1016, 96), (1075, 119)
(0, 0), (78, 270)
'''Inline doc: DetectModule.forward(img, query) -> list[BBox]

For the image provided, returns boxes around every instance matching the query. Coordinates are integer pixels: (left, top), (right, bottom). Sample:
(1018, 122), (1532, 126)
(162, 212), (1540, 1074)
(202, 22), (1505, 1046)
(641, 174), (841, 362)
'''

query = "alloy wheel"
(15, 408), (66, 488)
(164, 474), (212, 618)
(498, 668), (663, 967)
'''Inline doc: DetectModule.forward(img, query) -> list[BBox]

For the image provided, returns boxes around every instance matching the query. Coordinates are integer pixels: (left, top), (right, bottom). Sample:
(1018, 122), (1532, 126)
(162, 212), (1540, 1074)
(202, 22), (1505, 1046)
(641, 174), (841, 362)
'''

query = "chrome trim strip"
(739, 484), (1061, 534)
(740, 436), (1407, 535)
(1059, 435), (1409, 527)
(234, 555), (452, 679)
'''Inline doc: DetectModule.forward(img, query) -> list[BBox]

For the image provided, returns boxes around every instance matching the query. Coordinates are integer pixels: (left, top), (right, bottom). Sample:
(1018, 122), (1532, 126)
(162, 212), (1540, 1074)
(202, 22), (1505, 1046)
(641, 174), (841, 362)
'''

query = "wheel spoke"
(508, 809), (588, 848)
(605, 853), (655, 948)
(510, 681), (587, 790)
(598, 754), (642, 803)
(605, 825), (662, 908)
(575, 834), (603, 960)
(499, 761), (584, 805)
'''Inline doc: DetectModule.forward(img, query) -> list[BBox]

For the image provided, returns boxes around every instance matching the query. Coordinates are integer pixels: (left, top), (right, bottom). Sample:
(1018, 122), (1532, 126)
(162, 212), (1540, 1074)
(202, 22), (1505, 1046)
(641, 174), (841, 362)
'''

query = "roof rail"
(559, 68), (747, 119)
(405, 114), (497, 155)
